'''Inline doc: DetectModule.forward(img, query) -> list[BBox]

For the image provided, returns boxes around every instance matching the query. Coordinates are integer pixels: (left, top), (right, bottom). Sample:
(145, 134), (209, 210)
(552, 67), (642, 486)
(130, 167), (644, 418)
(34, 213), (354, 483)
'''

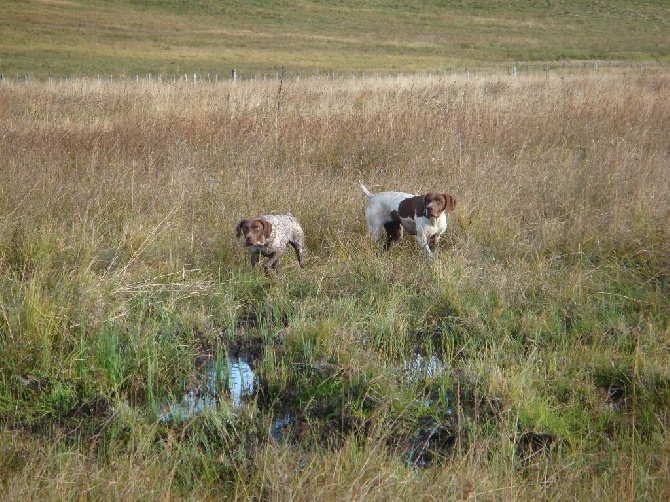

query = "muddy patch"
(514, 431), (557, 464)
(394, 416), (459, 467)
(156, 345), (504, 468)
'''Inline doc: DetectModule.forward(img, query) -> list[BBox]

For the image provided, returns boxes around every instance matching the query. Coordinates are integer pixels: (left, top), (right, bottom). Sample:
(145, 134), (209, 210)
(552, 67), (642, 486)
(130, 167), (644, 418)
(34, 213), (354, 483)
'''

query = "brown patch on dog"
(398, 193), (456, 220)
(383, 219), (403, 250)
(236, 218), (273, 246)
(397, 195), (426, 219)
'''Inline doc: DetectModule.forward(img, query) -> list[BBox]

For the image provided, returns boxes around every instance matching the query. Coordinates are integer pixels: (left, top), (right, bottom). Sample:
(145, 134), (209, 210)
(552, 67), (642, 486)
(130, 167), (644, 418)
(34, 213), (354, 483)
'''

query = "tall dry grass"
(2, 72), (667, 267)
(0, 70), (669, 499)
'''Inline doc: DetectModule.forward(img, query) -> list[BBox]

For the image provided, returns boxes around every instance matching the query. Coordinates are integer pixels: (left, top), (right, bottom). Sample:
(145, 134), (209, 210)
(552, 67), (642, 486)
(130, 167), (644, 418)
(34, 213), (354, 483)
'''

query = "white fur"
(359, 184), (413, 241)
(396, 211), (448, 260)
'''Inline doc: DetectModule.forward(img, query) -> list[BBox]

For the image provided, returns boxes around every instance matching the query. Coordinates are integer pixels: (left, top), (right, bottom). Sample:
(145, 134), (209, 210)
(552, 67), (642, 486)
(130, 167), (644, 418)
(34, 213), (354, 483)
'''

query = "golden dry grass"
(2, 71), (667, 270)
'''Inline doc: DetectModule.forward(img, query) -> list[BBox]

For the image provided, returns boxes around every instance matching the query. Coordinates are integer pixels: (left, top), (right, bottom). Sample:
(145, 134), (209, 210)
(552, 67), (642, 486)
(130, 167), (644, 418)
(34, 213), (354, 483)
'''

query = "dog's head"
(423, 193), (456, 218)
(236, 218), (273, 246)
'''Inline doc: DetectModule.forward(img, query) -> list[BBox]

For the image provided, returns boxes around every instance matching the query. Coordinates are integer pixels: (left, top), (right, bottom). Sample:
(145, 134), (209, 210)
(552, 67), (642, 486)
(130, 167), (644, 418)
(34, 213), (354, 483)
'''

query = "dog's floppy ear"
(261, 219), (273, 239)
(443, 194), (456, 213)
(236, 220), (247, 238)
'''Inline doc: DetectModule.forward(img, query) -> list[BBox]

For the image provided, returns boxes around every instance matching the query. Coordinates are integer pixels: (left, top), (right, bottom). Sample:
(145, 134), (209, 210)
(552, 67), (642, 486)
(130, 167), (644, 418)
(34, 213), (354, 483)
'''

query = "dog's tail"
(359, 182), (372, 198)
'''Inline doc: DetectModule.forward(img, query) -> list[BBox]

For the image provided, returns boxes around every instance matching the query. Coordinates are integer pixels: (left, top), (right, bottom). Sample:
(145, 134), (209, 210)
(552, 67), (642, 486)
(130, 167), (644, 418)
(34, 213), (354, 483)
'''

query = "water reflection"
(404, 353), (445, 381)
(160, 355), (256, 422)
(229, 355), (256, 407)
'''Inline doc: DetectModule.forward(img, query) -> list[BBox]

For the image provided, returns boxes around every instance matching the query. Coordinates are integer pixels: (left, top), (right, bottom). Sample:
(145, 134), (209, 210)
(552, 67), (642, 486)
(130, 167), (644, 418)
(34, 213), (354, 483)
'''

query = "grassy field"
(0, 67), (668, 499)
(1, 0), (669, 78)
(1, 0), (670, 499)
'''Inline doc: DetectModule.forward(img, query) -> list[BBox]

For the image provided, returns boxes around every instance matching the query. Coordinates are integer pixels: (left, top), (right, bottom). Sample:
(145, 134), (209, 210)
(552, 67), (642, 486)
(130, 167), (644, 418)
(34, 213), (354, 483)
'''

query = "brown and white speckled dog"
(236, 214), (305, 272)
(360, 183), (456, 260)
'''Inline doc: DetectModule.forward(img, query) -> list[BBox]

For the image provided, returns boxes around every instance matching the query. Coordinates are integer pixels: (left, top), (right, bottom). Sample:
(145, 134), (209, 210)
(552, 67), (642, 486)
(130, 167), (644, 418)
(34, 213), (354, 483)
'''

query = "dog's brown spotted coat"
(236, 214), (305, 272)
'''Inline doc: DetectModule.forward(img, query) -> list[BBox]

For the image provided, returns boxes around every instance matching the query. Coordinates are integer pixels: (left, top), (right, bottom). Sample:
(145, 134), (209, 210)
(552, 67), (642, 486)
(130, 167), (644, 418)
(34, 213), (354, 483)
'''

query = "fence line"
(1, 60), (666, 85)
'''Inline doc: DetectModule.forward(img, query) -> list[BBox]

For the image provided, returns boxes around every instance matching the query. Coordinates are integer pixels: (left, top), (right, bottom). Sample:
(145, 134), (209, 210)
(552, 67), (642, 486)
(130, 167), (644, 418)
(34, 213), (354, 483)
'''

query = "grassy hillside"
(0, 69), (669, 499)
(1, 0), (668, 78)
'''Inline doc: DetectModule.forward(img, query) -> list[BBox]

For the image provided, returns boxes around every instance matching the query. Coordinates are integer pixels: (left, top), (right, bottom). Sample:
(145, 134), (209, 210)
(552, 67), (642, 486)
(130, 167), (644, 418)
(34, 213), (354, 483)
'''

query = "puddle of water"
(404, 353), (445, 381)
(159, 355), (256, 422)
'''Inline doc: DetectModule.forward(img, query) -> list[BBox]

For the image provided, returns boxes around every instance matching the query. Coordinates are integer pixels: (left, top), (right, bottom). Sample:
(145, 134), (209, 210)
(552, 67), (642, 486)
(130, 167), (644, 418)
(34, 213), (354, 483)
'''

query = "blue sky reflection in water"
(404, 353), (445, 382)
(160, 355), (256, 422)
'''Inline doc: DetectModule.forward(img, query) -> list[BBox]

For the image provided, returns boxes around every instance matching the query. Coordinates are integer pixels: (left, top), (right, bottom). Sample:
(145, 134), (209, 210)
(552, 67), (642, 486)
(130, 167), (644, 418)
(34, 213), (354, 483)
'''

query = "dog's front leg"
(416, 233), (435, 260)
(250, 251), (260, 267)
(263, 249), (286, 272)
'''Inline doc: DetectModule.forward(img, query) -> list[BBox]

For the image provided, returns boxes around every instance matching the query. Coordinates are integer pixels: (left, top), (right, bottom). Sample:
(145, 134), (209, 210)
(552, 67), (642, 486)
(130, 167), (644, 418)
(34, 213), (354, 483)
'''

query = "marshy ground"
(0, 69), (668, 499)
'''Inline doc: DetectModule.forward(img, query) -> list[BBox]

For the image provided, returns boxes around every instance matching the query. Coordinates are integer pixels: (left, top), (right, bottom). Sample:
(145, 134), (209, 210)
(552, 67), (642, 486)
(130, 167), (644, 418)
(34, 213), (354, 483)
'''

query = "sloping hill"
(1, 0), (669, 78)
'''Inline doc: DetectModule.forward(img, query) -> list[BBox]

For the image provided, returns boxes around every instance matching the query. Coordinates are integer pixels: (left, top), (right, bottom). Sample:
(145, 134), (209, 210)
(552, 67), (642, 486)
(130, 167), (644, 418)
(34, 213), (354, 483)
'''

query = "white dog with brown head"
(359, 183), (456, 259)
